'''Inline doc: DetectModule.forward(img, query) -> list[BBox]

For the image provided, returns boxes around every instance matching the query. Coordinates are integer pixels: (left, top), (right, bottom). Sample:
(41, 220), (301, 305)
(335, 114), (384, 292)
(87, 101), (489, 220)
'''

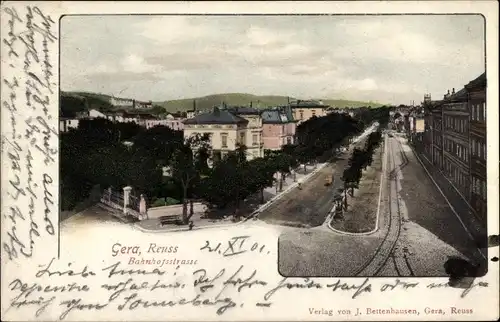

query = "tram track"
(355, 134), (414, 277)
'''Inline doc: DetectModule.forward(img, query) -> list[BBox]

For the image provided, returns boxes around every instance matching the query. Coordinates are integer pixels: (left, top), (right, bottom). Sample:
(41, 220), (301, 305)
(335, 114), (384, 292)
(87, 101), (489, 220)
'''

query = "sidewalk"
(134, 162), (328, 233)
(411, 145), (487, 241)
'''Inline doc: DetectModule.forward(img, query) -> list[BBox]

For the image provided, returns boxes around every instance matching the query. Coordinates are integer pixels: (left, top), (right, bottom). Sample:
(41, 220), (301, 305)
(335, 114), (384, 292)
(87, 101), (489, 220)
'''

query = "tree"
(170, 134), (211, 224)
(246, 157), (275, 204)
(271, 153), (293, 192)
(234, 143), (248, 164)
(151, 105), (166, 115)
(333, 193), (344, 218)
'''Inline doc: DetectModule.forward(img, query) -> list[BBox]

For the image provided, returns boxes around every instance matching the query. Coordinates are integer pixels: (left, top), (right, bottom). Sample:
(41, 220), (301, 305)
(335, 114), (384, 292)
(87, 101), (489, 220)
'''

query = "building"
(164, 114), (185, 131)
(85, 109), (178, 130)
(223, 106), (264, 159)
(59, 117), (80, 132)
(430, 101), (444, 168)
(465, 72), (487, 221)
(421, 72), (487, 224)
(183, 107), (263, 162)
(261, 106), (297, 150)
(328, 107), (355, 117)
(408, 112), (425, 144)
(109, 96), (153, 109)
(423, 95), (443, 163)
(289, 100), (328, 123)
(442, 87), (470, 199)
(186, 100), (198, 119)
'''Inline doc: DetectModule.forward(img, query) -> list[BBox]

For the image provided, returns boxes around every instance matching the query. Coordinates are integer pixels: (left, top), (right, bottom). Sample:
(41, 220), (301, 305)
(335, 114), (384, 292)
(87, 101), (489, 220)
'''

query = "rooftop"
(465, 72), (486, 90)
(224, 106), (261, 115)
(261, 109), (290, 124)
(183, 107), (249, 125)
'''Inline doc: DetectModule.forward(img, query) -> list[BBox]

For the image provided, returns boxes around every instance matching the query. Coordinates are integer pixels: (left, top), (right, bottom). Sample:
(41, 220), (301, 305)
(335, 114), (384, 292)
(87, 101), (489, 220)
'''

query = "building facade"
(442, 88), (470, 200)
(408, 113), (425, 144)
(59, 118), (80, 132)
(421, 72), (487, 224)
(431, 102), (444, 169)
(183, 107), (263, 162)
(465, 72), (487, 221)
(85, 109), (179, 130)
(261, 106), (297, 150)
(224, 106), (264, 159)
(109, 96), (153, 109)
(289, 100), (328, 123)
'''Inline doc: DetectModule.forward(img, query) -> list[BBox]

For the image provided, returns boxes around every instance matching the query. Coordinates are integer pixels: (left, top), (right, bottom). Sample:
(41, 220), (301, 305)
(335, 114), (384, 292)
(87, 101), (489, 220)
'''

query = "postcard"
(1, 1), (499, 321)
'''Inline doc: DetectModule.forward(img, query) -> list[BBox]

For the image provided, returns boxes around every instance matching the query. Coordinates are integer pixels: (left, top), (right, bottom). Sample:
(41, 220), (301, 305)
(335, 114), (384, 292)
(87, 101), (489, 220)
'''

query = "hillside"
(61, 91), (163, 116)
(155, 93), (384, 113)
(61, 91), (384, 116)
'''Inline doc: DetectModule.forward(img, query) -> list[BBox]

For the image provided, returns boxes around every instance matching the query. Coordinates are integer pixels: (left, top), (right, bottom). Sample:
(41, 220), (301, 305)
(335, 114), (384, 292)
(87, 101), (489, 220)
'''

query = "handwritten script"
(1, 5), (58, 262)
(3, 256), (490, 320)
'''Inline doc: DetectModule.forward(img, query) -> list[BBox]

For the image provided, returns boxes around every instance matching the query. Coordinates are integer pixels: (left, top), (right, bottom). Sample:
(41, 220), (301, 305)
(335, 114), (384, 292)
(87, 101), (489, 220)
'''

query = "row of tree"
(340, 130), (383, 210)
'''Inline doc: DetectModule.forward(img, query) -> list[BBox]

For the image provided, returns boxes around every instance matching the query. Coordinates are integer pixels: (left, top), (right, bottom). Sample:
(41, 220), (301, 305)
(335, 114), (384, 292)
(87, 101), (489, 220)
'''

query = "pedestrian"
(297, 177), (303, 190)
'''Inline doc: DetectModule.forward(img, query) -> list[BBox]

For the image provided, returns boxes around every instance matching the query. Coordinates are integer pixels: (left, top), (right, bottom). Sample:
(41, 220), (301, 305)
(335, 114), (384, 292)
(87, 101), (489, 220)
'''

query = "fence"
(100, 186), (146, 220)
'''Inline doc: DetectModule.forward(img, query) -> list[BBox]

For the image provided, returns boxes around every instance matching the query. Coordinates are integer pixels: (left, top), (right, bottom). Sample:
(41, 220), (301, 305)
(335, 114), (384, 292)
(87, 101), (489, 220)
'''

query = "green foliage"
(341, 129), (383, 198)
(295, 113), (363, 161)
(150, 197), (180, 208)
(60, 119), (185, 211)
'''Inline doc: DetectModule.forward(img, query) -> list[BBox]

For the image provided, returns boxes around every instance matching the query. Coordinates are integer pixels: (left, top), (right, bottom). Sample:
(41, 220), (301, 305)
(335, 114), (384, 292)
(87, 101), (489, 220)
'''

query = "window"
(476, 104), (480, 121)
(312, 110), (316, 117)
(482, 102), (486, 121)
(299, 110), (304, 120)
(221, 134), (228, 148)
(239, 132), (245, 145)
(252, 134), (258, 146)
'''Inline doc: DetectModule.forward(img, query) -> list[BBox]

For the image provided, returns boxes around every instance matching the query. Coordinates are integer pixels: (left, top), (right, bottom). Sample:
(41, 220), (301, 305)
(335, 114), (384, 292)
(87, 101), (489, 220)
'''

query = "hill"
(61, 91), (385, 116)
(61, 91), (164, 116)
(155, 93), (384, 113)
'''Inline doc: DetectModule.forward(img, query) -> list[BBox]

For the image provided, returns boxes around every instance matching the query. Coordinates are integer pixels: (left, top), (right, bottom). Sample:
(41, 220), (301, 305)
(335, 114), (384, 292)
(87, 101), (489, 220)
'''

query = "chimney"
(287, 96), (290, 104)
(452, 88), (455, 94)
(193, 100), (196, 111)
(250, 101), (253, 108)
(447, 89), (450, 95)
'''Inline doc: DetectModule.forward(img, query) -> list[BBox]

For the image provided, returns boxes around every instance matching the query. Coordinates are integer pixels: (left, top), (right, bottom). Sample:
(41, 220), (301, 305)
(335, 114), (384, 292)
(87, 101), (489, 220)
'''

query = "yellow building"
(224, 106), (264, 159)
(289, 100), (329, 123)
(183, 106), (263, 162)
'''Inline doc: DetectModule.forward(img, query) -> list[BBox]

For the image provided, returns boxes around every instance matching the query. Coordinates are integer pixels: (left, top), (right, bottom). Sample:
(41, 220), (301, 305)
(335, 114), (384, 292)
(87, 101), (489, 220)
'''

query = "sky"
(61, 15), (485, 105)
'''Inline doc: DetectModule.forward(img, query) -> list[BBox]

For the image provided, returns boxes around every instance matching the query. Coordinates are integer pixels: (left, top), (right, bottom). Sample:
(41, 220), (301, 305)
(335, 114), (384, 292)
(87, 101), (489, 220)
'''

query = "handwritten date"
(200, 236), (269, 257)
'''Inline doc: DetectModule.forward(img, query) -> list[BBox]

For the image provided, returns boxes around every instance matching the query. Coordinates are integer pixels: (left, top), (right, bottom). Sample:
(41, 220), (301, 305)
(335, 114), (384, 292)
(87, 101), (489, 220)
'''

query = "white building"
(59, 118), (80, 132)
(109, 96), (153, 109)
